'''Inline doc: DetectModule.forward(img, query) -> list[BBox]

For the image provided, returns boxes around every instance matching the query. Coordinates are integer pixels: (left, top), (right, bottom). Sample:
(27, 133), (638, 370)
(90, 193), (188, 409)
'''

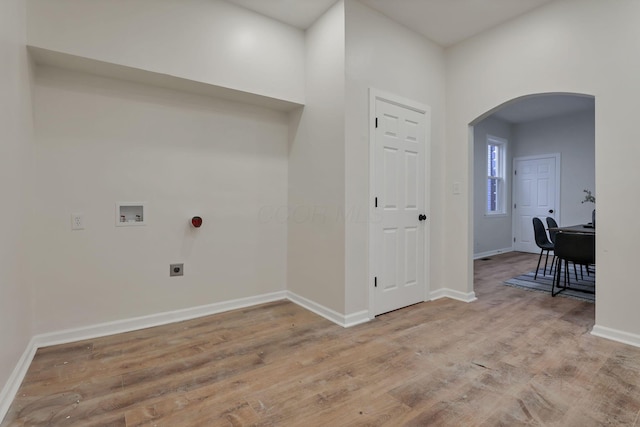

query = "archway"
(469, 92), (595, 297)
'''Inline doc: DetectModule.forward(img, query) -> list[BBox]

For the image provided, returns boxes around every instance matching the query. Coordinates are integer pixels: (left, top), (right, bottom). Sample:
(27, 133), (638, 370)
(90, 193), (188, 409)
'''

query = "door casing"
(512, 153), (561, 253)
(368, 88), (431, 318)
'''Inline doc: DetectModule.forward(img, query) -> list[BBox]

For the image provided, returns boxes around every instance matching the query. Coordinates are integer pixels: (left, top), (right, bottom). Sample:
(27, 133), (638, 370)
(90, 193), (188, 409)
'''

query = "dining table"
(548, 223), (595, 234)
(548, 223), (596, 293)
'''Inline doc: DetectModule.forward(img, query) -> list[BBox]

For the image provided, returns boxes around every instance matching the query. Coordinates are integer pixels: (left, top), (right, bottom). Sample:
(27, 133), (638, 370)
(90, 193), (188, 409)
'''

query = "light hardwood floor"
(3, 252), (640, 426)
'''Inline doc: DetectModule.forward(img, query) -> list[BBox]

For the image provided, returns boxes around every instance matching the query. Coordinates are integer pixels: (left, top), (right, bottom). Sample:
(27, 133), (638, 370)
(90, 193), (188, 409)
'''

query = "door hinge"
(375, 117), (378, 128)
(514, 203), (516, 209)
(375, 197), (378, 208)
(514, 170), (517, 175)
(374, 277), (377, 287)
(514, 237), (516, 243)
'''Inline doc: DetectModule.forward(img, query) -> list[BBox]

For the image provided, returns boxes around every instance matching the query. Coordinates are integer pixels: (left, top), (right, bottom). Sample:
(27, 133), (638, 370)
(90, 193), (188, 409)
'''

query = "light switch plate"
(453, 182), (461, 195)
(71, 213), (84, 230)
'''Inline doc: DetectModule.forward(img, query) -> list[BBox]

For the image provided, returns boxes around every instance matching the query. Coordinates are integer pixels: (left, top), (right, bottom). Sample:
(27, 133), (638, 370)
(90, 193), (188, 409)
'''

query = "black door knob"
(548, 209), (554, 214)
(418, 214), (427, 221)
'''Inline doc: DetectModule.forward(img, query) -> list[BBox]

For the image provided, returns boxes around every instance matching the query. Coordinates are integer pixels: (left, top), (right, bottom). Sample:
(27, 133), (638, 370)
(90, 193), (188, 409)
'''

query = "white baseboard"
(0, 291), (289, 422)
(286, 291), (370, 327)
(8, 291), (640, 425)
(591, 324), (640, 348)
(473, 247), (514, 260)
(343, 310), (370, 327)
(34, 291), (288, 348)
(0, 290), (371, 420)
(430, 288), (477, 303)
(0, 337), (38, 422)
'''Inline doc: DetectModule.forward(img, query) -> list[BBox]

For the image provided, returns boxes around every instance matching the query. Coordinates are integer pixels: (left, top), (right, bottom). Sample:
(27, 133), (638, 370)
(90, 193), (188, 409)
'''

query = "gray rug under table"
(503, 263), (595, 303)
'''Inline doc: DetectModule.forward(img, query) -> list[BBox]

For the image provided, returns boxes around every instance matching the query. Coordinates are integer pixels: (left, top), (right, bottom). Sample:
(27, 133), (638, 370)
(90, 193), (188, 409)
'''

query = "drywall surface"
(513, 109), (595, 226)
(27, 0), (305, 104)
(446, 0), (640, 336)
(0, 0), (34, 407)
(344, 0), (446, 313)
(473, 117), (513, 256)
(287, 1), (346, 313)
(31, 66), (288, 333)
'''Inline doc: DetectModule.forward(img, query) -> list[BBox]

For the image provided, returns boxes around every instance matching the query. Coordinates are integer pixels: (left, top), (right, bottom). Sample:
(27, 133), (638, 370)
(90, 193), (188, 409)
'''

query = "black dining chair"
(547, 216), (585, 280)
(533, 217), (554, 279)
(545, 217), (559, 275)
(545, 217), (559, 244)
(552, 231), (596, 297)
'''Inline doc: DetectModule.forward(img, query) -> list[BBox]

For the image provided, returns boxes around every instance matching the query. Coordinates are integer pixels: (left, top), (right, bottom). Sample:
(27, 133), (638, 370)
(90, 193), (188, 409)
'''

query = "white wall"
(287, 1), (346, 313)
(446, 0), (640, 338)
(31, 66), (289, 333)
(344, 0), (446, 313)
(473, 117), (513, 256)
(27, 0), (305, 104)
(513, 109), (595, 226)
(0, 0), (34, 407)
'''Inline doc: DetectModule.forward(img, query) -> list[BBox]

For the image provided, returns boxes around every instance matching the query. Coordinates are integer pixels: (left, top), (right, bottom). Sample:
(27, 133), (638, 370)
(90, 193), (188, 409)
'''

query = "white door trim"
(511, 153), (561, 250)
(368, 88), (431, 319)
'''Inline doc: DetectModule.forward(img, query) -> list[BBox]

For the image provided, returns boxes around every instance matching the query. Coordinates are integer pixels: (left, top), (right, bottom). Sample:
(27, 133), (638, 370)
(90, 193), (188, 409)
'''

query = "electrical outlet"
(71, 213), (84, 230)
(170, 263), (184, 277)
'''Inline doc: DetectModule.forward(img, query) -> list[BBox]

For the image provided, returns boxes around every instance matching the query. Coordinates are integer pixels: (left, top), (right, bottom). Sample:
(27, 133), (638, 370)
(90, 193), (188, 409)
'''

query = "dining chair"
(552, 231), (596, 297)
(547, 216), (586, 280)
(545, 217), (558, 244)
(545, 217), (559, 275)
(533, 217), (554, 279)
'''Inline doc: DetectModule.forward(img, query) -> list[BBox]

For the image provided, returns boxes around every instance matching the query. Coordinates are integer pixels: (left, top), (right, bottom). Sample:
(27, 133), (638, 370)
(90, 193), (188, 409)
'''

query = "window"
(486, 136), (507, 215)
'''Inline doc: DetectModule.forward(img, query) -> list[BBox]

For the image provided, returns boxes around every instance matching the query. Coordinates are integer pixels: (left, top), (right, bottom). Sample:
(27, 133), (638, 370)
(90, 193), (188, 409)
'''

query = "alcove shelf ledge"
(27, 46), (305, 112)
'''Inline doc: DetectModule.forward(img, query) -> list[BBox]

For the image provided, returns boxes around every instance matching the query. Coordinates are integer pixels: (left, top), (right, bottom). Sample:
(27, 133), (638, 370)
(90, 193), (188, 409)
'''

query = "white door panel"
(513, 155), (560, 253)
(373, 98), (428, 316)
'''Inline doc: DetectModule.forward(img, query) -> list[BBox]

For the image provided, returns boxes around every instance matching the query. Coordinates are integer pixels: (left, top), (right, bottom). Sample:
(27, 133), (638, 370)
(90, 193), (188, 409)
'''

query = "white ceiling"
(491, 94), (594, 124)
(359, 0), (555, 47)
(225, 0), (592, 123)
(225, 0), (556, 47)
(225, 0), (338, 29)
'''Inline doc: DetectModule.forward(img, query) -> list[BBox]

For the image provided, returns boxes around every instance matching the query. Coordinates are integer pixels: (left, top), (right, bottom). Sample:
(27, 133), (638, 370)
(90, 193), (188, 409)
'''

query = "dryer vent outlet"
(170, 263), (184, 277)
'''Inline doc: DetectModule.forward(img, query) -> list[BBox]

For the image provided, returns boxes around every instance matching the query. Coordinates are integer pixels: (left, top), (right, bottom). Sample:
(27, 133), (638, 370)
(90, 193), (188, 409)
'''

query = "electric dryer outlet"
(170, 263), (184, 277)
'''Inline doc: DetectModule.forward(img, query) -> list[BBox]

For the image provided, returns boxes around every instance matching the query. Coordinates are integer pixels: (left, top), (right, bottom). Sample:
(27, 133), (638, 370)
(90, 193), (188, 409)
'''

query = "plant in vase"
(582, 189), (595, 227)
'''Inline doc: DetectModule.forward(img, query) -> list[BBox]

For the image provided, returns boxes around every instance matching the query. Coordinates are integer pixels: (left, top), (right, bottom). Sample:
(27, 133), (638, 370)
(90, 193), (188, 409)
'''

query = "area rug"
(504, 263), (595, 303)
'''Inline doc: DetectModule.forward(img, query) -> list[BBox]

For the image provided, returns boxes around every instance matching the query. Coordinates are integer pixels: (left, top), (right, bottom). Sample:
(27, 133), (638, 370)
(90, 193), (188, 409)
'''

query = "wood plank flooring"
(3, 251), (640, 426)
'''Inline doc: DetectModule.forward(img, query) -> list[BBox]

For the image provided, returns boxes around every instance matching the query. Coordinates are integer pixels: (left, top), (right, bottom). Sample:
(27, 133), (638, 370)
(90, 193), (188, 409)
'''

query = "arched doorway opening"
(469, 92), (595, 302)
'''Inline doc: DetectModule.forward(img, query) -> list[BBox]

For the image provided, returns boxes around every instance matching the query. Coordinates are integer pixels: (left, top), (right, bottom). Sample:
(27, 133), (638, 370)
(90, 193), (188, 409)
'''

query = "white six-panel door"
(372, 96), (428, 316)
(513, 154), (560, 253)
